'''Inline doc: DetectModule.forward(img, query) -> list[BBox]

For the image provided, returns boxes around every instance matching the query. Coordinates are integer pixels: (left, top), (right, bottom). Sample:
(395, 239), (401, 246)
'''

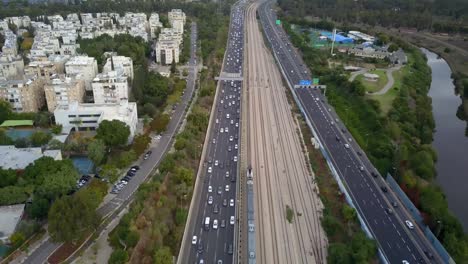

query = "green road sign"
(313, 78), (320, 85)
(276, 20), (281, 25)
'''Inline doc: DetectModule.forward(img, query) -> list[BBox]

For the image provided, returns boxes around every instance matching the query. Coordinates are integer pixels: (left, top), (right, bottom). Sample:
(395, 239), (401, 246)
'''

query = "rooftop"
(0, 145), (62, 170)
(0, 204), (25, 242)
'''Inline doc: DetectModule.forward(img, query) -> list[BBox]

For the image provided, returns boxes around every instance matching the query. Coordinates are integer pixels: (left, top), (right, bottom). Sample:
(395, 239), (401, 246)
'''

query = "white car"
(230, 216), (235, 225)
(208, 186), (213, 193)
(225, 127), (229, 133)
(192, 236), (197, 245)
(226, 114), (230, 119)
(234, 144), (238, 149)
(344, 144), (350, 149)
(208, 196), (213, 205)
(216, 118), (219, 124)
(229, 136), (233, 142)
(230, 119), (234, 125)
(215, 160), (219, 166)
(208, 167), (212, 173)
(233, 156), (238, 162)
(225, 185), (230, 192)
(220, 128), (224, 133)
(226, 171), (230, 178)
(229, 199), (235, 207)
(405, 220), (414, 229)
(235, 123), (238, 127)
(213, 138), (216, 144)
(213, 219), (218, 229)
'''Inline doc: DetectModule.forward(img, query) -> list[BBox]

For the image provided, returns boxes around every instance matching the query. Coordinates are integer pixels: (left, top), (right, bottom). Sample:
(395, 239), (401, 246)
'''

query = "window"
(78, 114), (93, 117)
(82, 120), (97, 124)
(68, 115), (76, 118)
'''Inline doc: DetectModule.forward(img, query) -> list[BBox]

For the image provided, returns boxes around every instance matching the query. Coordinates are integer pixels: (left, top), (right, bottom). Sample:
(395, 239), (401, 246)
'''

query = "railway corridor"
(245, 1), (327, 263)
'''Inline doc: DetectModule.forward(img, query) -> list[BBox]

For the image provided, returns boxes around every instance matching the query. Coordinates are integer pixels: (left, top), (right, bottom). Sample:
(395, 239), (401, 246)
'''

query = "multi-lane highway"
(257, 1), (441, 263)
(20, 22), (199, 264)
(245, 1), (327, 263)
(179, 1), (247, 264)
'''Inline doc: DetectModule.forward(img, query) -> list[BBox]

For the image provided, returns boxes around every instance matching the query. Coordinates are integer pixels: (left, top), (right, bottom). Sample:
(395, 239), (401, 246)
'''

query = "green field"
(369, 65), (408, 113)
(356, 69), (388, 93)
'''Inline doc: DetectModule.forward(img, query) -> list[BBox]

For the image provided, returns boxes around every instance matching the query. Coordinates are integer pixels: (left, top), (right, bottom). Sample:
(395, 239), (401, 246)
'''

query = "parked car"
(144, 151), (152, 160)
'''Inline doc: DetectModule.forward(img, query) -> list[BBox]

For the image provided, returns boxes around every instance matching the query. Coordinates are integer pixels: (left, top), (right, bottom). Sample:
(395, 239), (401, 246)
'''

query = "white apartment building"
(155, 39), (180, 65)
(168, 9), (186, 33)
(159, 27), (183, 46)
(65, 56), (98, 90)
(92, 70), (128, 104)
(0, 55), (24, 80)
(0, 76), (45, 112)
(149, 13), (163, 39)
(44, 74), (85, 112)
(25, 60), (57, 82)
(2, 30), (18, 56)
(0, 20), (8, 31)
(103, 56), (134, 80)
(6, 16), (31, 29)
(54, 99), (138, 141)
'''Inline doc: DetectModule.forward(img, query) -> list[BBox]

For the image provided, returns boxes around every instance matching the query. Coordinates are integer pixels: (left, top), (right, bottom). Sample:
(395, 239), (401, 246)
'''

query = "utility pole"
(330, 28), (336, 56)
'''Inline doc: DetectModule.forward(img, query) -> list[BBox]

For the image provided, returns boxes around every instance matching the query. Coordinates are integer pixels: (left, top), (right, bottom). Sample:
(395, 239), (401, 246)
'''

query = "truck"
(204, 217), (210, 230)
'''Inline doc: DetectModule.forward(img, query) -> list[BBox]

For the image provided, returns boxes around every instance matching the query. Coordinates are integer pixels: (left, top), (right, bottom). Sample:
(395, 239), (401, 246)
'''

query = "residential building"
(0, 76), (45, 112)
(25, 60), (57, 82)
(390, 49), (408, 65)
(155, 39), (180, 65)
(348, 45), (390, 59)
(0, 55), (24, 80)
(102, 56), (134, 80)
(2, 30), (18, 56)
(54, 99), (138, 141)
(149, 13), (163, 39)
(44, 74), (85, 112)
(168, 9), (186, 33)
(0, 145), (62, 170)
(0, 204), (25, 243)
(92, 70), (128, 104)
(65, 56), (98, 90)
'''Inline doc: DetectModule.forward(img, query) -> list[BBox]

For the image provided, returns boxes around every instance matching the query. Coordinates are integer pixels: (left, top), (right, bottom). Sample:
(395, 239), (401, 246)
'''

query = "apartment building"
(65, 56), (98, 90)
(102, 56), (134, 80)
(0, 76), (45, 112)
(155, 39), (180, 65)
(54, 99), (138, 141)
(25, 60), (57, 82)
(0, 55), (24, 80)
(168, 9), (186, 33)
(44, 74), (85, 112)
(149, 13), (163, 39)
(2, 30), (18, 56)
(92, 70), (128, 104)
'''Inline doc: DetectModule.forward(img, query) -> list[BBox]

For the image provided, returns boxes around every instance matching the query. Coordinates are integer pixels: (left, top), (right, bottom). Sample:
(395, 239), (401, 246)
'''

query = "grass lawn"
(356, 69), (388, 93)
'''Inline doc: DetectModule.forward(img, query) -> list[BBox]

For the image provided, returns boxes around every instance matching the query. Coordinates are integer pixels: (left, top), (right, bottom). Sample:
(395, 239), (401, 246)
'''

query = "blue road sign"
(299, 80), (312, 86)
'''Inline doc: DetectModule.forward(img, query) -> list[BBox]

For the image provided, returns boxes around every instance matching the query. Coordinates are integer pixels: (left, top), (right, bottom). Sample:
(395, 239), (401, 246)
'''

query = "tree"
(170, 59), (177, 74)
(0, 100), (13, 124)
(100, 164), (120, 183)
(153, 246), (172, 264)
(0, 168), (18, 188)
(87, 139), (106, 165)
(388, 43), (399, 52)
(48, 139), (64, 150)
(9, 232), (25, 248)
(27, 197), (50, 219)
(34, 112), (51, 127)
(0, 128), (13, 145)
(30, 131), (52, 147)
(117, 150), (136, 169)
(0, 186), (28, 205)
(96, 120), (130, 147)
(35, 168), (78, 200)
(109, 249), (128, 264)
(48, 188), (101, 243)
(328, 243), (351, 264)
(132, 134), (151, 156)
(51, 124), (63, 134)
(150, 113), (170, 133)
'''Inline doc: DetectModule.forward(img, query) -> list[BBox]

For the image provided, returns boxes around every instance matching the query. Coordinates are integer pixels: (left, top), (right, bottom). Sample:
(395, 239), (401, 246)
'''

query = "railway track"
(245, 1), (327, 263)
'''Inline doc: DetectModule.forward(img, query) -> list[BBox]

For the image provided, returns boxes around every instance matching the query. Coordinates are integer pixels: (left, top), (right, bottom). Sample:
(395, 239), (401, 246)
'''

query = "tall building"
(92, 70), (128, 104)
(54, 99), (138, 141)
(0, 76), (45, 112)
(168, 9), (186, 33)
(149, 13), (163, 39)
(155, 39), (180, 65)
(102, 56), (134, 80)
(65, 56), (98, 91)
(2, 30), (18, 56)
(44, 74), (85, 112)
(25, 60), (57, 82)
(0, 55), (24, 80)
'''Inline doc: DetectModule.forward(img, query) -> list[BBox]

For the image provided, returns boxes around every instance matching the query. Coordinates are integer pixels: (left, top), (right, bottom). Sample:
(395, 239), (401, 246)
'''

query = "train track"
(245, 1), (327, 263)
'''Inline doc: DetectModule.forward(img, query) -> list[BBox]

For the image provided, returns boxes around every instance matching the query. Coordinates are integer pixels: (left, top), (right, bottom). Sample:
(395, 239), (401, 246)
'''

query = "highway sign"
(313, 78), (320, 85)
(276, 19), (281, 25)
(299, 80), (312, 86)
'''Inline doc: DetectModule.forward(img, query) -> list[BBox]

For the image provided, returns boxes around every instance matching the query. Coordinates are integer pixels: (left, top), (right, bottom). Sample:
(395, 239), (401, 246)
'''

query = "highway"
(257, 0), (441, 263)
(179, 1), (247, 264)
(20, 22), (199, 264)
(245, 1), (327, 264)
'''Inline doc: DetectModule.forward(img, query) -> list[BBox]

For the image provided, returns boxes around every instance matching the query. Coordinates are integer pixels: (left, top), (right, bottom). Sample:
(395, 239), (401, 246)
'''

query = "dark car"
(144, 151), (152, 160)
(335, 136), (340, 141)
(197, 243), (204, 254)
(123, 176), (131, 182)
(227, 244), (233, 255)
(213, 204), (219, 214)
(392, 201), (398, 207)
(127, 170), (136, 177)
(357, 151), (362, 156)
(230, 175), (236, 182)
(423, 249), (434, 259)
(385, 208), (393, 214)
(381, 186), (388, 193)
(131, 165), (140, 170)
(371, 171), (378, 178)
(222, 199), (227, 207)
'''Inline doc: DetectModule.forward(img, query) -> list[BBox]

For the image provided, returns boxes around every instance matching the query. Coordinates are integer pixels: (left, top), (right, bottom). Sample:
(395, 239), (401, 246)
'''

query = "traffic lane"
(296, 88), (424, 263)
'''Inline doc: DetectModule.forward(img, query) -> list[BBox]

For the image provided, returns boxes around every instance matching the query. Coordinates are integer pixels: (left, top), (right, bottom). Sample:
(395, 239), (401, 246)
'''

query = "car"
(221, 219), (226, 228)
(423, 249), (434, 259)
(402, 261), (409, 264)
(234, 144), (238, 149)
(226, 114), (230, 119)
(405, 220), (414, 229)
(216, 118), (219, 124)
(215, 160), (219, 166)
(348, 138), (353, 142)
(229, 136), (234, 142)
(213, 219), (218, 229)
(220, 127), (224, 133)
(217, 186), (223, 195)
(233, 156), (238, 162)
(123, 176), (131, 182)
(227, 244), (233, 255)
(249, 223), (255, 232)
(357, 151), (362, 156)
(249, 251), (255, 259)
(226, 171), (230, 178)
(219, 162), (224, 168)
(223, 199), (228, 207)
(341, 128), (346, 133)
(127, 170), (135, 176)
(208, 167), (212, 173)
(217, 260), (223, 264)
(213, 204), (219, 214)
(359, 166), (364, 171)
(230, 119), (234, 125)
(335, 136), (340, 142)
(344, 144), (350, 149)
(229, 199), (235, 207)
(208, 196), (213, 205)
(235, 122), (239, 127)
(392, 201), (398, 207)
(385, 208), (393, 214)
(192, 236), (197, 245)
(230, 175), (236, 182)
(225, 185), (230, 192)
(228, 146), (232, 152)
(120, 180), (128, 185)
(371, 171), (378, 178)
(131, 165), (140, 170)
(213, 138), (216, 144)
(225, 127), (229, 133)
(144, 151), (152, 160)
(208, 186), (213, 193)
(381, 186), (388, 193)
(235, 134), (238, 139)
(197, 243), (204, 253)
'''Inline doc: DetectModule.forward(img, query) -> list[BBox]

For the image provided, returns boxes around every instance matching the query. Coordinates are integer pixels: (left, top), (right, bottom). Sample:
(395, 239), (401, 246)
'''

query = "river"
(424, 48), (468, 231)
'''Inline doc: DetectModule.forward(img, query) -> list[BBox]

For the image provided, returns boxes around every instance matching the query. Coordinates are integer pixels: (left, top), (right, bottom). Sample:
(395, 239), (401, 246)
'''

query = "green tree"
(100, 164), (120, 183)
(48, 139), (64, 150)
(150, 113), (170, 133)
(0, 186), (28, 205)
(170, 59), (177, 74)
(388, 43), (399, 52)
(328, 243), (351, 264)
(0, 168), (18, 187)
(9, 232), (25, 248)
(27, 197), (50, 219)
(34, 112), (51, 127)
(87, 139), (106, 165)
(125, 230), (140, 248)
(153, 246), (172, 264)
(109, 249), (129, 264)
(117, 150), (136, 169)
(96, 120), (130, 147)
(35, 168), (78, 200)
(132, 134), (151, 156)
(51, 124), (63, 134)
(30, 131), (52, 147)
(0, 128), (13, 145)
